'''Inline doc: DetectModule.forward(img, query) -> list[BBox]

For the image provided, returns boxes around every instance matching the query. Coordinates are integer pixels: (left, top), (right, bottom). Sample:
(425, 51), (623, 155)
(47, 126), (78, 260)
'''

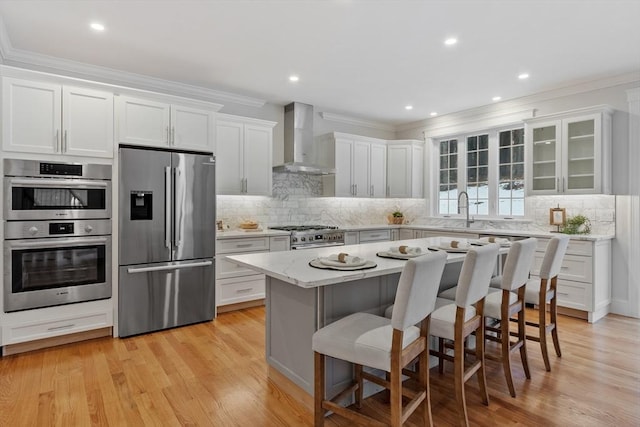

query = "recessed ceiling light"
(444, 37), (457, 46)
(405, 105), (413, 110)
(289, 75), (299, 82)
(492, 96), (502, 101)
(518, 73), (530, 80)
(90, 22), (105, 31)
(430, 112), (438, 117)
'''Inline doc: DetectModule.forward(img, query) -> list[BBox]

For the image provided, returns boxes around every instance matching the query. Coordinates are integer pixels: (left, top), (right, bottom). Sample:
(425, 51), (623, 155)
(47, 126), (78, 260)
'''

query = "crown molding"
(319, 111), (395, 132)
(422, 109), (535, 139)
(627, 87), (640, 102)
(0, 19), (266, 108)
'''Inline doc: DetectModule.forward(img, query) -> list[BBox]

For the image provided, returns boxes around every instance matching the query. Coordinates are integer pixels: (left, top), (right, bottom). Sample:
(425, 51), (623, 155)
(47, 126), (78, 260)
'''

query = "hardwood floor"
(0, 308), (638, 426)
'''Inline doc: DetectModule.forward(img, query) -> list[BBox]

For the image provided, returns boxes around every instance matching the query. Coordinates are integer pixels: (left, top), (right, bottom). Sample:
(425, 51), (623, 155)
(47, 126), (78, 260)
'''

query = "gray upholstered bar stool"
(428, 243), (499, 427)
(312, 252), (447, 427)
(523, 235), (570, 371)
(482, 238), (537, 397)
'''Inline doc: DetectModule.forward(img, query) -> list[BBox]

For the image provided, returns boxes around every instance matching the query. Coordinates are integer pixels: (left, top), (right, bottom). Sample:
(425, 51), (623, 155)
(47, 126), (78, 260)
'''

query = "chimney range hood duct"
(273, 102), (336, 175)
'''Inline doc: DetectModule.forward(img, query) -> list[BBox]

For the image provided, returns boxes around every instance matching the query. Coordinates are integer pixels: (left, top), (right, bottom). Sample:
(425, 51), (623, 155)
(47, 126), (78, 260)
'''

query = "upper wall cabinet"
(116, 95), (216, 153)
(216, 113), (276, 196)
(2, 78), (114, 158)
(386, 140), (424, 198)
(525, 106), (612, 195)
(317, 133), (387, 198)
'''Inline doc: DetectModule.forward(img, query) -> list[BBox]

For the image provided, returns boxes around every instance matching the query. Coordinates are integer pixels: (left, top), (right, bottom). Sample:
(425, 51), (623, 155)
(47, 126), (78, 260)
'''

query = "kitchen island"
(226, 237), (503, 406)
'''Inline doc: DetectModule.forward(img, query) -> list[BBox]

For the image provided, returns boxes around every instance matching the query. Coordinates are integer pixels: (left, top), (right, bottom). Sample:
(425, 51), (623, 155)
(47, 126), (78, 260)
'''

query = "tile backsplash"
(216, 173), (615, 235)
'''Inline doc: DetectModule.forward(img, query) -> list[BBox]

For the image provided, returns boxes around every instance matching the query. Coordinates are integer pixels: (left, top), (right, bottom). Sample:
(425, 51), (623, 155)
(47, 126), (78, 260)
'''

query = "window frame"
(433, 125), (526, 219)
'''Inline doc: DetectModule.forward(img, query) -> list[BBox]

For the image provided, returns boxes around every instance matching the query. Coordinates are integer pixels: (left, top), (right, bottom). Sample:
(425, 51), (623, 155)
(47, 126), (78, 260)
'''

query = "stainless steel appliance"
(4, 159), (111, 221)
(268, 225), (344, 250)
(3, 159), (113, 312)
(4, 220), (112, 312)
(118, 146), (215, 337)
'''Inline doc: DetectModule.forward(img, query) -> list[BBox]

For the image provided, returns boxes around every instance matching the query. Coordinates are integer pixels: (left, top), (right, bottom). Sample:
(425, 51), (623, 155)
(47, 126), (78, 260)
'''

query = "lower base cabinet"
(216, 235), (290, 311)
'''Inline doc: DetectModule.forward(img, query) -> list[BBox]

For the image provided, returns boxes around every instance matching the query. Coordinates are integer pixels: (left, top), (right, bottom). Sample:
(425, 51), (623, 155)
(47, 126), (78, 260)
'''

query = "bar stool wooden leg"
(354, 364), (363, 409)
(501, 311), (516, 397)
(390, 332), (402, 427)
(517, 288), (531, 379)
(476, 301), (489, 406)
(419, 336), (434, 426)
(538, 289), (551, 372)
(438, 337), (445, 374)
(550, 277), (562, 357)
(314, 352), (326, 427)
(454, 312), (468, 427)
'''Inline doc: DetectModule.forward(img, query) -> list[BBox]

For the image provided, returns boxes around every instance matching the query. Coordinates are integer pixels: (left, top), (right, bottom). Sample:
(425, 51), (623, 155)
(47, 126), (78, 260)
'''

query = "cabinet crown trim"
(216, 113), (277, 128)
(524, 105), (614, 122)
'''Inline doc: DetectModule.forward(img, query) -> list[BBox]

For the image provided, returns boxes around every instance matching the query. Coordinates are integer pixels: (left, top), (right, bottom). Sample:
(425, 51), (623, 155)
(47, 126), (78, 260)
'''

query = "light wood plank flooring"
(0, 308), (638, 426)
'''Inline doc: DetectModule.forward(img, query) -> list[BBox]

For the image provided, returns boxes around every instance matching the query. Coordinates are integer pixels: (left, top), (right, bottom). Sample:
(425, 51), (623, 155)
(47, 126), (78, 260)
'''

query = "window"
(466, 134), (489, 215)
(438, 139), (458, 215)
(436, 127), (525, 217)
(498, 128), (525, 216)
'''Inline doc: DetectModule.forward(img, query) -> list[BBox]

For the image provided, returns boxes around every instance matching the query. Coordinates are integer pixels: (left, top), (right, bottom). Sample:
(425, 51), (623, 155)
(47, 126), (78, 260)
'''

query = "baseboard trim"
(267, 365), (313, 413)
(2, 327), (113, 356)
(217, 299), (265, 314)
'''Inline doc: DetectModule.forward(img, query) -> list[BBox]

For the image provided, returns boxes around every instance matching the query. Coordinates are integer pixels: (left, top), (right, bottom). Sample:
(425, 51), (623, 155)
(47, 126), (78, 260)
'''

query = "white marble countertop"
(225, 237), (507, 289)
(339, 224), (613, 241)
(216, 229), (291, 239)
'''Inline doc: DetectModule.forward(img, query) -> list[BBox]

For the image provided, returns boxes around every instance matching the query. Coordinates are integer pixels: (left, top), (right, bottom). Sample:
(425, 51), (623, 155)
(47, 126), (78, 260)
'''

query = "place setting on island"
(309, 252), (378, 271)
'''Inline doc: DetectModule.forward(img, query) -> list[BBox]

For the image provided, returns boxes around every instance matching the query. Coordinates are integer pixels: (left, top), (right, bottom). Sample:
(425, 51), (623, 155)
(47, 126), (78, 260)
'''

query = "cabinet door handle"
(557, 177), (560, 193)
(236, 288), (254, 294)
(48, 324), (75, 332)
(55, 129), (60, 152)
(236, 243), (253, 248)
(171, 127), (176, 145)
(355, 184), (358, 196)
(64, 130), (68, 152)
(557, 292), (569, 296)
(387, 185), (390, 197)
(370, 185), (374, 197)
(562, 177), (565, 192)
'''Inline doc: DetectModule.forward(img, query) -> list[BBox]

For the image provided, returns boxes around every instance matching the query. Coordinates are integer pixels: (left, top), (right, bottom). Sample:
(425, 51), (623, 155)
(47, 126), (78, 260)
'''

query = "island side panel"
(266, 276), (319, 394)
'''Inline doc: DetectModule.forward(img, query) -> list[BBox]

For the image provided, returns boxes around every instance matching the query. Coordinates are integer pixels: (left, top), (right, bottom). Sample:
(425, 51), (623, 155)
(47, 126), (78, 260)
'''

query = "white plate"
(376, 251), (424, 260)
(309, 259), (377, 271)
(429, 245), (470, 253)
(319, 257), (367, 267)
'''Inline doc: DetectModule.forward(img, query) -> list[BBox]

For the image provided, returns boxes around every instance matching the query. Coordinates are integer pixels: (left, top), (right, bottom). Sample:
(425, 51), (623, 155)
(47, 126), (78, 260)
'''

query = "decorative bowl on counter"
(239, 221), (259, 229)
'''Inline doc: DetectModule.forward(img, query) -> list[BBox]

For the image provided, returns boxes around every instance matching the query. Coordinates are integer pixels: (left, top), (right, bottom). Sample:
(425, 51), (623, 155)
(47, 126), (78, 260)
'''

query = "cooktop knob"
(28, 226), (38, 235)
(292, 237), (298, 243)
(301, 237), (306, 241)
(85, 225), (94, 233)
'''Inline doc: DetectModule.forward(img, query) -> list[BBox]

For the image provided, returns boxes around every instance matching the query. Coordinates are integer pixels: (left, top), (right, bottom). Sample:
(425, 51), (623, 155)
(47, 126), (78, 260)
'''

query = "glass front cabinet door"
(525, 106), (612, 195)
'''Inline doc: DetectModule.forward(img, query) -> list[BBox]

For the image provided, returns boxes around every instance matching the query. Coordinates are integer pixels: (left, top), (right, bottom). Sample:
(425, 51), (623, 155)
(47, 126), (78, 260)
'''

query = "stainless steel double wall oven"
(3, 159), (112, 312)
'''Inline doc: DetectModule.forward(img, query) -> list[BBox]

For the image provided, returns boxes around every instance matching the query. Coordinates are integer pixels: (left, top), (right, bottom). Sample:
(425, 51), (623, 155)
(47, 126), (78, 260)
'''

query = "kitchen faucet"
(457, 191), (475, 228)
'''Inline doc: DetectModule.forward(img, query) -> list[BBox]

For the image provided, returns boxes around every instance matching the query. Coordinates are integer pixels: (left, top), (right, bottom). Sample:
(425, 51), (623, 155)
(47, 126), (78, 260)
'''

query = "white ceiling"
(0, 0), (639, 125)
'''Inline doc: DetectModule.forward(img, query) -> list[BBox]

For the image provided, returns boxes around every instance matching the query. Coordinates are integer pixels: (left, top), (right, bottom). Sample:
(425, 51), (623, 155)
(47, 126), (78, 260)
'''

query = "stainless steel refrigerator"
(118, 146), (215, 337)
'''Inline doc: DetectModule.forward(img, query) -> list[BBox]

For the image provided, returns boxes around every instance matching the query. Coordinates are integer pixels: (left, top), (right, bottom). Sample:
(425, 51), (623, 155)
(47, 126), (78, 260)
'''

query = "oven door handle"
(8, 178), (109, 188)
(127, 260), (212, 274)
(7, 237), (109, 249)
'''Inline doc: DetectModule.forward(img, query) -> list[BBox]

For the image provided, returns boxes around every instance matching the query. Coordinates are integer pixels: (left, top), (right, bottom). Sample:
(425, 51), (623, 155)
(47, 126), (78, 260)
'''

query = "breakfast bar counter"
(226, 237), (501, 402)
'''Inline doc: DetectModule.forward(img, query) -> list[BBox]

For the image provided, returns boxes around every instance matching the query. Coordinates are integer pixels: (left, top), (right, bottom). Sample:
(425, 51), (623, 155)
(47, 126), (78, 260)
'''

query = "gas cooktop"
(268, 225), (344, 249)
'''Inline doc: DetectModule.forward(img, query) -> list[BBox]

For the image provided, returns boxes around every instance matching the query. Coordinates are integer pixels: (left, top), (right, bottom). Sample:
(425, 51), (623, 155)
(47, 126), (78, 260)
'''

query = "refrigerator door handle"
(165, 166), (172, 249)
(127, 260), (213, 274)
(174, 167), (183, 248)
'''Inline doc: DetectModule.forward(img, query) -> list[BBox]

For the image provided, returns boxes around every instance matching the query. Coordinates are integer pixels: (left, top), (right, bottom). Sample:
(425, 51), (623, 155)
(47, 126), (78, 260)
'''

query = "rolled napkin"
(442, 240), (471, 250)
(479, 236), (509, 244)
(389, 246), (423, 255)
(328, 253), (363, 265)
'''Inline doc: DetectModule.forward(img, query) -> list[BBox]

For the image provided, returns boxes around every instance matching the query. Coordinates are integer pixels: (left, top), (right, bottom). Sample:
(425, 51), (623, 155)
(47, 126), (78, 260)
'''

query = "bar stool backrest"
(391, 251), (447, 331)
(501, 238), (538, 291)
(539, 235), (570, 283)
(455, 243), (500, 307)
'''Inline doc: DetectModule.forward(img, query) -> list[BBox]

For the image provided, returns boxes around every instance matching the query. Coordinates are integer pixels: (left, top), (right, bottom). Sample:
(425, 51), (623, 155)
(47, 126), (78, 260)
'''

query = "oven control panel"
(5, 220), (112, 240)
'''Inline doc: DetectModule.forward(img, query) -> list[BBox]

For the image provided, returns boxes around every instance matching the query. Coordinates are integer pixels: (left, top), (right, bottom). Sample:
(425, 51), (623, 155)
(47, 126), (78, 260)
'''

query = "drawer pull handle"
(560, 266), (569, 270)
(48, 324), (75, 331)
(557, 292), (570, 296)
(236, 243), (253, 248)
(236, 288), (254, 293)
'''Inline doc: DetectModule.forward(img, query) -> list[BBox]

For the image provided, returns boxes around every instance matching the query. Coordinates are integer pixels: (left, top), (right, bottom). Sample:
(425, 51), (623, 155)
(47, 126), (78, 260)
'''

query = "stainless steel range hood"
(273, 102), (336, 175)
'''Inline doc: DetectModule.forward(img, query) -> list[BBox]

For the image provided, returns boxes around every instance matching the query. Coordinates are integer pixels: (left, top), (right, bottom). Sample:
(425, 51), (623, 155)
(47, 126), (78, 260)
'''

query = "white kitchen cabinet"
(318, 133), (387, 198)
(216, 114), (276, 196)
(216, 234), (288, 311)
(116, 95), (216, 152)
(2, 78), (113, 158)
(344, 231), (359, 245)
(386, 140), (424, 198)
(530, 238), (611, 322)
(525, 106), (612, 195)
(359, 229), (391, 243)
(419, 230), (480, 240)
